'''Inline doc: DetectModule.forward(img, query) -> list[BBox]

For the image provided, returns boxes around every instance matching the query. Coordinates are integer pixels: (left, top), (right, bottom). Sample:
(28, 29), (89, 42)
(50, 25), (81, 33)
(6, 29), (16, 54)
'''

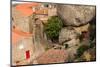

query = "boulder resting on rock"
(57, 5), (95, 26)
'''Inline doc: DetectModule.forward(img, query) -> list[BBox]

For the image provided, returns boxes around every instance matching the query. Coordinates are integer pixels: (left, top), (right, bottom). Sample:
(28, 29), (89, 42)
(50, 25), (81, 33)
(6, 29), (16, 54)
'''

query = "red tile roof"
(12, 26), (33, 45)
(15, 3), (41, 16)
(36, 49), (68, 64)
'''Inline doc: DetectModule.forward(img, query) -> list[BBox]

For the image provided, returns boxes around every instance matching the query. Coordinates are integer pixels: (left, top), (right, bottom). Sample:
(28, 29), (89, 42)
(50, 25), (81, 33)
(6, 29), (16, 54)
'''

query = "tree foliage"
(44, 16), (63, 42)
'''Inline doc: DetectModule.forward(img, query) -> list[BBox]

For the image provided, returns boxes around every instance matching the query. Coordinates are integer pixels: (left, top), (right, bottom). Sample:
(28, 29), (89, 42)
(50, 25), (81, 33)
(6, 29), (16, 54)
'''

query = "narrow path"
(32, 19), (46, 63)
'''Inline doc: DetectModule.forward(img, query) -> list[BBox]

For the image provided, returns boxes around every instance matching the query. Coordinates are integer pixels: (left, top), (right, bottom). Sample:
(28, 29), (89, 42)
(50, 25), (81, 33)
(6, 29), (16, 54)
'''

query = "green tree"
(44, 16), (63, 42)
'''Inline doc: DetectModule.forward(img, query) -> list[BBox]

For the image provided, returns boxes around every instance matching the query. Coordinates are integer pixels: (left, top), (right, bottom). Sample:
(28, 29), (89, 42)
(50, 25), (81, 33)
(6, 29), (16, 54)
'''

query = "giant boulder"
(59, 27), (79, 45)
(57, 4), (95, 26)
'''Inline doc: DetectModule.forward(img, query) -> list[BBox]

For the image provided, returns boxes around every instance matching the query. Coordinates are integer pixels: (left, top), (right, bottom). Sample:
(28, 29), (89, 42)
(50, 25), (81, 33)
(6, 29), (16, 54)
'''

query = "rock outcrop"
(57, 5), (95, 26)
(59, 27), (79, 45)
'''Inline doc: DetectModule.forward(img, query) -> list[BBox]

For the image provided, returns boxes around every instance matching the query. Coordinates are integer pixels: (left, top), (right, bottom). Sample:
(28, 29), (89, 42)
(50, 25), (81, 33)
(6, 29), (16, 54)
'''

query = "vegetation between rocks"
(44, 16), (63, 42)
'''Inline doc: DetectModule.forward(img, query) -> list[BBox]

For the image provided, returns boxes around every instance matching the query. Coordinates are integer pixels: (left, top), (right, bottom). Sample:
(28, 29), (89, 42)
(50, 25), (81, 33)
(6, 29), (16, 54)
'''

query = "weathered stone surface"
(73, 23), (90, 34)
(57, 5), (95, 26)
(59, 27), (80, 61)
(59, 27), (78, 45)
(67, 46), (79, 61)
(63, 38), (80, 48)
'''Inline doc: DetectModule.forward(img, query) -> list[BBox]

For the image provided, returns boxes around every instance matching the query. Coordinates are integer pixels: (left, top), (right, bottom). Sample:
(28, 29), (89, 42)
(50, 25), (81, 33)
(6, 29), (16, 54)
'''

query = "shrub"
(44, 16), (63, 42)
(89, 39), (96, 48)
(77, 45), (89, 57)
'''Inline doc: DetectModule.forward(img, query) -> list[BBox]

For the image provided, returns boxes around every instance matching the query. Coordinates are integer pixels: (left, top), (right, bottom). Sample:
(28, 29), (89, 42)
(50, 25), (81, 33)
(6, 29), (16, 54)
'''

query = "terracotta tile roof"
(15, 2), (48, 17)
(36, 49), (68, 64)
(15, 3), (41, 16)
(12, 26), (33, 45)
